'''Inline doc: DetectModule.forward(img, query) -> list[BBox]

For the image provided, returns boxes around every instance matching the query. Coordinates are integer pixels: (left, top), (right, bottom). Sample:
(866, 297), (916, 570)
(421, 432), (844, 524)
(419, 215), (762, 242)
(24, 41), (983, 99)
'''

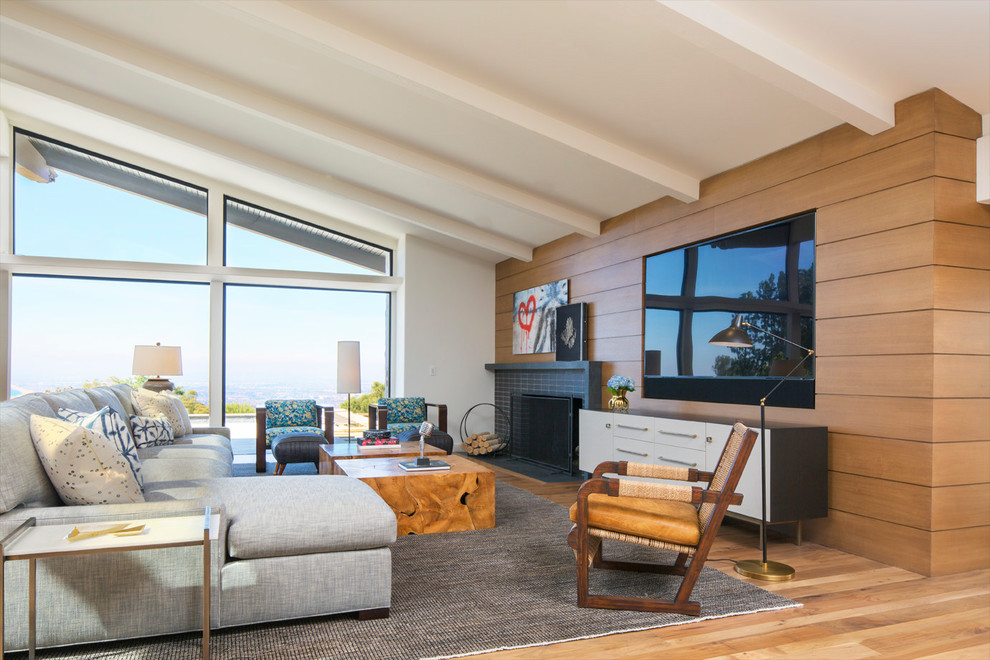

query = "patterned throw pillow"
(129, 414), (174, 448)
(265, 400), (317, 429)
(382, 397), (425, 424)
(57, 406), (143, 488)
(29, 415), (145, 506)
(163, 392), (193, 435)
(131, 388), (186, 437)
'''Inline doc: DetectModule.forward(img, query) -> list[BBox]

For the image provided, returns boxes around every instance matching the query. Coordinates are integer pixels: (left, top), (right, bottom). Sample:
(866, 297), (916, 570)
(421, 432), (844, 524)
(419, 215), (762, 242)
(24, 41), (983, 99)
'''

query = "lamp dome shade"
(708, 315), (754, 347)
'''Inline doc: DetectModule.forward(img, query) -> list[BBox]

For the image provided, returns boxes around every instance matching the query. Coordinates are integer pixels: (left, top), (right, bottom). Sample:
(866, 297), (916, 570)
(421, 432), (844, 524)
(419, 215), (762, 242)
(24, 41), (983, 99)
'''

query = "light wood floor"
(481, 463), (990, 659)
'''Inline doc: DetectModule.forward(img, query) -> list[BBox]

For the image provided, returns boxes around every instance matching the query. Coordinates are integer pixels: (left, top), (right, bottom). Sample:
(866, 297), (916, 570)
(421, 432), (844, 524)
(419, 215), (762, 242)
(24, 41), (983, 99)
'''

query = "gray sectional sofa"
(1, 384), (397, 652)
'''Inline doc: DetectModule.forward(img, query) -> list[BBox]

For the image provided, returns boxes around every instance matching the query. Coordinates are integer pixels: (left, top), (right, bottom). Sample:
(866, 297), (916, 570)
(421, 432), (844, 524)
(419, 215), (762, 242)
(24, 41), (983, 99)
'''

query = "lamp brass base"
(734, 559), (795, 581)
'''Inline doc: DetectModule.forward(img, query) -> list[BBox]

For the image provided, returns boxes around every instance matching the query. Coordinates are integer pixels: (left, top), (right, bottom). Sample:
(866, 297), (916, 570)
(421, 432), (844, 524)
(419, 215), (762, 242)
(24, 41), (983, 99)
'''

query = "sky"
(11, 167), (388, 402)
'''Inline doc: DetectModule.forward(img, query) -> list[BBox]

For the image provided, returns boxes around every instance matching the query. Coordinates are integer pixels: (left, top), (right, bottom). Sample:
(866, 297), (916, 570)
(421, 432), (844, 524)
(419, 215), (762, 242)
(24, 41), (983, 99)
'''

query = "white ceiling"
(1, 0), (987, 263)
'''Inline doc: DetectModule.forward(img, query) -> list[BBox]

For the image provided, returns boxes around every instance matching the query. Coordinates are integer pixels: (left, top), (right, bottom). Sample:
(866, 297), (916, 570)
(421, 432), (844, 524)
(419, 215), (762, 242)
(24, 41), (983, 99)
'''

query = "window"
(225, 198), (391, 275)
(224, 284), (389, 417)
(13, 131), (208, 265)
(9, 276), (210, 409)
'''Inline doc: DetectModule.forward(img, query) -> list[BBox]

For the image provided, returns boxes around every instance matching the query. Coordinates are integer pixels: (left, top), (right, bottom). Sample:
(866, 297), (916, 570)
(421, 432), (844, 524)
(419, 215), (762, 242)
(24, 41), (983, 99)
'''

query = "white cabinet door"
(578, 409), (613, 473)
(706, 422), (764, 520)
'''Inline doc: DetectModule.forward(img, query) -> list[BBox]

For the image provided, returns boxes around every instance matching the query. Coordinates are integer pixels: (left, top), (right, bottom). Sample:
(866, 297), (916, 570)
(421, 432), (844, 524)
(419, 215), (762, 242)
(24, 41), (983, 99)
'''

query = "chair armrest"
(255, 407), (267, 473)
(425, 402), (448, 432)
(367, 404), (378, 430)
(320, 406), (335, 442)
(592, 460), (701, 482)
(190, 426), (230, 439)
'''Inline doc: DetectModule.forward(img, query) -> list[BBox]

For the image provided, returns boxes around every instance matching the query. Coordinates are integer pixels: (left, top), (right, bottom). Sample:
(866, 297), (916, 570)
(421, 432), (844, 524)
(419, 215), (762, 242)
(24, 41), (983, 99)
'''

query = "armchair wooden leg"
(275, 463), (285, 476)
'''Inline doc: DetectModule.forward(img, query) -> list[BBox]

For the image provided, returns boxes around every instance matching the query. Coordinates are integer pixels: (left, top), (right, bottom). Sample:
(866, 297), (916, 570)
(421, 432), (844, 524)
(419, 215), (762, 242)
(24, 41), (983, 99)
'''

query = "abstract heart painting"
(512, 279), (568, 354)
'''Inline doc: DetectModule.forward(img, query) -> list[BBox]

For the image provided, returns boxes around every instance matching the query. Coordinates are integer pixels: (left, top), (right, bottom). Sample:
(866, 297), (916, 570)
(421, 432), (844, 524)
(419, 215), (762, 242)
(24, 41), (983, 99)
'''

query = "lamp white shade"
(132, 343), (183, 376)
(337, 341), (361, 394)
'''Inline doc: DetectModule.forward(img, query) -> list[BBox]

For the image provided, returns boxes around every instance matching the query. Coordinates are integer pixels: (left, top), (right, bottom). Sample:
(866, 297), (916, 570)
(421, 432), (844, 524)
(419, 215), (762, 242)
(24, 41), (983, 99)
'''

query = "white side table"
(1, 508), (219, 660)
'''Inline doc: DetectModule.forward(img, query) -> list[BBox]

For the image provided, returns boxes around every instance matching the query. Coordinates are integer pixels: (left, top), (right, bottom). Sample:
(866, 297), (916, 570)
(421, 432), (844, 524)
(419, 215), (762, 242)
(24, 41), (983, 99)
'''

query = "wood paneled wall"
(494, 89), (990, 576)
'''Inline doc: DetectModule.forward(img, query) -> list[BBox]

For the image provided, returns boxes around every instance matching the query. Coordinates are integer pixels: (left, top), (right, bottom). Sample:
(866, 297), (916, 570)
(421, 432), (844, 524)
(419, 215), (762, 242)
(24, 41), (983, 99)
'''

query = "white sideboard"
(578, 409), (827, 524)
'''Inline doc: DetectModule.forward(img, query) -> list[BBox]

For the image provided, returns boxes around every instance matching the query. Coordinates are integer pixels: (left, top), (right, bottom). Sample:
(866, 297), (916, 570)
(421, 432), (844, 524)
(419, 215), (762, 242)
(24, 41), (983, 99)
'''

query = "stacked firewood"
(461, 432), (506, 456)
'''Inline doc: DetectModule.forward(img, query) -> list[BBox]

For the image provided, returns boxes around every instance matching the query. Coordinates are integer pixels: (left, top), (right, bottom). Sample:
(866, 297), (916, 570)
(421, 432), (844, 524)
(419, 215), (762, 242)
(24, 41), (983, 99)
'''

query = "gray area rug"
(17, 483), (799, 660)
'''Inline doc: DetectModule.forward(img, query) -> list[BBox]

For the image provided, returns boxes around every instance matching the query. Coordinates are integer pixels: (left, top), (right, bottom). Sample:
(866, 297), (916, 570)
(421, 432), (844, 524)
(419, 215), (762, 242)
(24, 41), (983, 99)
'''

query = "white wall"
(396, 234), (495, 446)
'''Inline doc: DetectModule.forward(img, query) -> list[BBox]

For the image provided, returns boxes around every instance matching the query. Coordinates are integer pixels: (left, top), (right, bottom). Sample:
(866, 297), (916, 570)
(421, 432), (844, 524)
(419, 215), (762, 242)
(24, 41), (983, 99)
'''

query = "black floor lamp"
(709, 314), (815, 582)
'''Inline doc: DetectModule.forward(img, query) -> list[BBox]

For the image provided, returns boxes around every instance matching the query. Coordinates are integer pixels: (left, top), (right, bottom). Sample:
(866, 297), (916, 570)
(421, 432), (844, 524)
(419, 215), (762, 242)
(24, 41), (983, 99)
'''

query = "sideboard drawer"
(655, 444), (705, 470)
(612, 415), (653, 442)
(655, 418), (706, 451)
(613, 436), (652, 462)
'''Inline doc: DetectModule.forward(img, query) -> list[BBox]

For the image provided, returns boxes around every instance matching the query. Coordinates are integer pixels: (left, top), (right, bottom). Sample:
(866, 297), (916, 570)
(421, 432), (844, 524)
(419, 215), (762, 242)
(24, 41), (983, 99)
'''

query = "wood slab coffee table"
(332, 454), (495, 535)
(318, 441), (445, 475)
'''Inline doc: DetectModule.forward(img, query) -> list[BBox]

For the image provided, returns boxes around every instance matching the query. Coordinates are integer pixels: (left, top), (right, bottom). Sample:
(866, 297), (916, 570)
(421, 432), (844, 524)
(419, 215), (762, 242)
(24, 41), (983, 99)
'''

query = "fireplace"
(511, 393), (581, 474)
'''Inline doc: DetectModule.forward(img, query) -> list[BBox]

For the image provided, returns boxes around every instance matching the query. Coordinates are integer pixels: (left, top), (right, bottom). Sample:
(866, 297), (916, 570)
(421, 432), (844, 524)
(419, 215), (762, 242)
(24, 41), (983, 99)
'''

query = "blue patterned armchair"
(255, 399), (333, 473)
(368, 397), (447, 434)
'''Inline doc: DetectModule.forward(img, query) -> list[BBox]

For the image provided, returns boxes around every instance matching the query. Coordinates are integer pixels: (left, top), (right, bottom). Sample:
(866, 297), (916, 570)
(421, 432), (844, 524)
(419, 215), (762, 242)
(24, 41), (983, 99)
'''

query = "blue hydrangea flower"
(607, 375), (635, 394)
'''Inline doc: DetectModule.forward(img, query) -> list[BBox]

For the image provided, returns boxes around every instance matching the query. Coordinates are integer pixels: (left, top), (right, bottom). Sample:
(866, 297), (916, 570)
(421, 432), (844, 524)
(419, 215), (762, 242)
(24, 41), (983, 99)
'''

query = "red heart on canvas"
(518, 296), (537, 332)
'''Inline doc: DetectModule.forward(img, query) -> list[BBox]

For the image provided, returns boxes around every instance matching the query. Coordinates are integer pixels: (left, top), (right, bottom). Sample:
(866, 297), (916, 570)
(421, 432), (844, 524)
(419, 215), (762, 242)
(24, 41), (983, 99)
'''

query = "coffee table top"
(319, 440), (445, 460)
(333, 453), (492, 479)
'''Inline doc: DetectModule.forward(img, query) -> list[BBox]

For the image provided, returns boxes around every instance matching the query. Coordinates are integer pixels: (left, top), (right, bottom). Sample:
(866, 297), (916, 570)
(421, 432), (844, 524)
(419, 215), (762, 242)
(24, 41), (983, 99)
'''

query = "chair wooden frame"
(567, 423), (757, 615)
(368, 400), (448, 433)
(255, 405), (334, 473)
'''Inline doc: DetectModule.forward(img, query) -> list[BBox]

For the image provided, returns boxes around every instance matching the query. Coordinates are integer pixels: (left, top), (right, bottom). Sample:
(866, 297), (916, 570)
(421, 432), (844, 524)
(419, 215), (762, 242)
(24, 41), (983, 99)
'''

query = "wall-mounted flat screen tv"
(642, 210), (815, 408)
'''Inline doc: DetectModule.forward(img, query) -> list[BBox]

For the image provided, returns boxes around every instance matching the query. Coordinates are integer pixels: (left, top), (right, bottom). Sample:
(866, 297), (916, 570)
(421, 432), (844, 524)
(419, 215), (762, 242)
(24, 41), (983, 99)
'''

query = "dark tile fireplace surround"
(485, 362), (602, 472)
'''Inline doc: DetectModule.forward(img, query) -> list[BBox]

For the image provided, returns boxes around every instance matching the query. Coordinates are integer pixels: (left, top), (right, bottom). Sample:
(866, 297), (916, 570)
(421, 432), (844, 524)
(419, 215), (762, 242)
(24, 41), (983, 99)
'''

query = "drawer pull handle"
(658, 430), (698, 439)
(617, 424), (649, 431)
(617, 448), (649, 457)
(658, 456), (698, 467)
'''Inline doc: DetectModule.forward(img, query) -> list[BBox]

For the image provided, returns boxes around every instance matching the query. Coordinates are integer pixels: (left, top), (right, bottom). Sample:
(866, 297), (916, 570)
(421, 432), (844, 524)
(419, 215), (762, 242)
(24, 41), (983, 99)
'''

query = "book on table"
(398, 460), (451, 472)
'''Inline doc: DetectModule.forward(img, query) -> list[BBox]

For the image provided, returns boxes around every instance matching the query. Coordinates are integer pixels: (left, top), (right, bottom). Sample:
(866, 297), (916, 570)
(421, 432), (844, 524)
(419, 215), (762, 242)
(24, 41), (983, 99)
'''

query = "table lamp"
(132, 343), (183, 392)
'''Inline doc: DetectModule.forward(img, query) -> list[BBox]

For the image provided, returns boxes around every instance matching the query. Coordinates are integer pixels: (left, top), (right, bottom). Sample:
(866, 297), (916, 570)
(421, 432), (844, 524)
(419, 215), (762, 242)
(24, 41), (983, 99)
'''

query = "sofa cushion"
(179, 433), (233, 457)
(204, 476), (396, 560)
(140, 456), (232, 483)
(131, 388), (187, 437)
(57, 407), (143, 488)
(83, 387), (133, 430)
(106, 384), (138, 417)
(39, 389), (98, 415)
(130, 414), (175, 448)
(0, 397), (61, 513)
(29, 415), (145, 506)
(137, 444), (231, 465)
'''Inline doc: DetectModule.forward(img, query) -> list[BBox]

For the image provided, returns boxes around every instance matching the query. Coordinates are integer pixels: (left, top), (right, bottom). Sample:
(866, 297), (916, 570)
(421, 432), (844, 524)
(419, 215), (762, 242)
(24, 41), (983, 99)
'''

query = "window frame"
(0, 124), (400, 419)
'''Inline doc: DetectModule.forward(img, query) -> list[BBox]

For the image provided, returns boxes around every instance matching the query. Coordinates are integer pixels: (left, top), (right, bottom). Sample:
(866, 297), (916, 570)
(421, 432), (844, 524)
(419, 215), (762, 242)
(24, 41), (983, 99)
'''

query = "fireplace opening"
(510, 393), (581, 474)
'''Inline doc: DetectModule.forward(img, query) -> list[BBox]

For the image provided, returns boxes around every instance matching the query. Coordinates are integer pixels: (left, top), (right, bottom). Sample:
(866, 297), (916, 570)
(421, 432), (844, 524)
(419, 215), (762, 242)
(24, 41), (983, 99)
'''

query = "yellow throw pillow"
(29, 415), (145, 505)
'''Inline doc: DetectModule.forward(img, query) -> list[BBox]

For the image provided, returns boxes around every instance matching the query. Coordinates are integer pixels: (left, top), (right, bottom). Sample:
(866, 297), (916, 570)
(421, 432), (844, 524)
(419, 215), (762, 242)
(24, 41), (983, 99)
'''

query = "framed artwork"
(555, 302), (588, 361)
(513, 279), (568, 354)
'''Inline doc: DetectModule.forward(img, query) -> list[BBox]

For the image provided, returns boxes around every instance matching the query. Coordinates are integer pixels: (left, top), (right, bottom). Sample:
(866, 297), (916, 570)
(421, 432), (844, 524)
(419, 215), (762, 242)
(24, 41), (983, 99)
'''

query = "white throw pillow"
(57, 406), (143, 488)
(129, 414), (175, 448)
(29, 415), (145, 506)
(131, 388), (186, 437)
(163, 392), (193, 435)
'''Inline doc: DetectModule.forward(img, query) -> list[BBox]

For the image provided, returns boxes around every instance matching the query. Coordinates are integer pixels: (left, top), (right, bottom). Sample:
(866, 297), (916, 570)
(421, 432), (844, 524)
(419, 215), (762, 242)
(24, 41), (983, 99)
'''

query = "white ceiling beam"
(219, 0), (700, 203)
(657, 1), (895, 135)
(0, 73), (534, 262)
(0, 1), (592, 239)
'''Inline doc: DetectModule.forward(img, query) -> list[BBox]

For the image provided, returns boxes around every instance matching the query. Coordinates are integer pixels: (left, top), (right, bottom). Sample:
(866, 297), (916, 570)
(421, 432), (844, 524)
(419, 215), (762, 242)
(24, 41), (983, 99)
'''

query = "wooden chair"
(567, 421), (757, 615)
